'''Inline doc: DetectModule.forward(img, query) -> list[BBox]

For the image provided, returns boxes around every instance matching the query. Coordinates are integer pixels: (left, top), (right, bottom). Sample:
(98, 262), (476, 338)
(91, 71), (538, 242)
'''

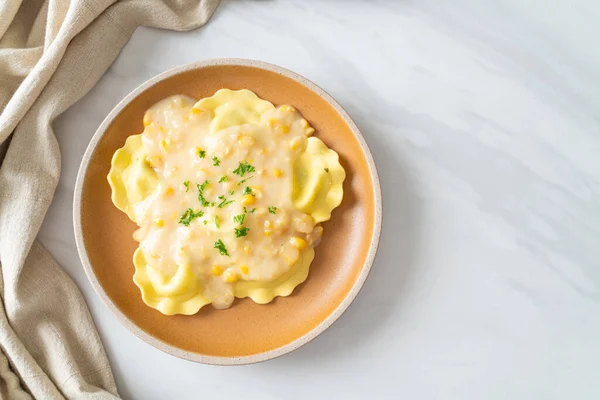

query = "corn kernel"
(290, 138), (302, 150)
(257, 169), (265, 176)
(284, 105), (295, 112)
(143, 111), (152, 127)
(290, 237), (308, 250)
(314, 225), (324, 238)
(242, 194), (255, 205)
(248, 157), (254, 163)
(280, 125), (290, 134)
(263, 229), (272, 236)
(240, 265), (249, 275)
(154, 219), (164, 227)
(274, 215), (289, 230)
(272, 168), (283, 177)
(282, 248), (300, 266)
(224, 270), (238, 283)
(164, 187), (175, 196)
(239, 136), (255, 147)
(305, 127), (315, 136)
(267, 119), (276, 128)
(244, 245), (251, 254)
(294, 214), (315, 233)
(146, 155), (163, 167)
(190, 108), (202, 115)
(211, 265), (223, 276)
(264, 220), (273, 229)
(171, 166), (178, 173)
(159, 139), (170, 152)
(159, 126), (165, 133)
(300, 119), (309, 128)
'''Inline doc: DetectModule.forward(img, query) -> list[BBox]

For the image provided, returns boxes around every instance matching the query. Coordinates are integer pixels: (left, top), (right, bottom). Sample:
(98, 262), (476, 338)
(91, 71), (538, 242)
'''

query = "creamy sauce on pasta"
(108, 89), (345, 314)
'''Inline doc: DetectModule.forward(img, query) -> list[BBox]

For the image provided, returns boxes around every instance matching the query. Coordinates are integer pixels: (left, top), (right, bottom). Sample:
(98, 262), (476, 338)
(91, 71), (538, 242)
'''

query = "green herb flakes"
(235, 227), (250, 238)
(179, 208), (204, 226)
(233, 161), (256, 177)
(213, 239), (229, 256)
(233, 214), (245, 225)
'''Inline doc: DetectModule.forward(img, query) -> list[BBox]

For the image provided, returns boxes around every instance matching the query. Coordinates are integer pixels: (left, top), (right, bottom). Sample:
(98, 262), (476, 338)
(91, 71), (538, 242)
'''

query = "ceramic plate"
(74, 59), (382, 365)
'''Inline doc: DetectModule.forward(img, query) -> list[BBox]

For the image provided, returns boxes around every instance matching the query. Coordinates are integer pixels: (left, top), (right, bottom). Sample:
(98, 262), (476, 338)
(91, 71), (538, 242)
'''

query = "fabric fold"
(0, 0), (220, 398)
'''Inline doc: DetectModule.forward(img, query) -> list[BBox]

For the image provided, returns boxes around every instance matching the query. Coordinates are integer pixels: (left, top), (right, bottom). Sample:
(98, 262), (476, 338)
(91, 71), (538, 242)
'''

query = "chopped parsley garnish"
(215, 215), (220, 228)
(198, 149), (206, 158)
(212, 156), (220, 166)
(268, 206), (277, 214)
(218, 195), (225, 200)
(233, 214), (245, 225)
(183, 180), (190, 192)
(237, 175), (254, 186)
(178, 208), (204, 226)
(233, 161), (256, 177)
(197, 180), (214, 207)
(203, 220), (207, 225)
(243, 186), (253, 195)
(214, 239), (229, 256)
(217, 197), (235, 208)
(218, 175), (228, 183)
(324, 168), (329, 172)
(251, 208), (256, 213)
(229, 190), (235, 195)
(235, 227), (250, 238)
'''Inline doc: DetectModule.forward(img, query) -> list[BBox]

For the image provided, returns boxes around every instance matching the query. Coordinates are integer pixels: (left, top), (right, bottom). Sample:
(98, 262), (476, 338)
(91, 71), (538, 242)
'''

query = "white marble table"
(39, 0), (600, 398)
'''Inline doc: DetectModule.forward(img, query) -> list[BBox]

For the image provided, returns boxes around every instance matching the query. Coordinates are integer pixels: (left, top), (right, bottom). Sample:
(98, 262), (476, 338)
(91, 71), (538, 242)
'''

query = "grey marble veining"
(39, 0), (600, 399)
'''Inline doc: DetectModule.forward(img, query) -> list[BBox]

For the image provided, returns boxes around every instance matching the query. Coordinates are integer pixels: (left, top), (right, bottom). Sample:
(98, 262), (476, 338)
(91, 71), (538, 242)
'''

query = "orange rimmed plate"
(74, 59), (382, 365)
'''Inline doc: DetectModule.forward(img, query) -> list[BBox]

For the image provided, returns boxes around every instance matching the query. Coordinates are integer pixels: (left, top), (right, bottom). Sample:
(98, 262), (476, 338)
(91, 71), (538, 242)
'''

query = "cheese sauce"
(108, 89), (345, 315)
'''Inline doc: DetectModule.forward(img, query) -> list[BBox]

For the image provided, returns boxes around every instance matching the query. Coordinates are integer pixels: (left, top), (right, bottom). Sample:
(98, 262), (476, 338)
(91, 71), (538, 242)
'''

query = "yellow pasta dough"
(107, 89), (345, 315)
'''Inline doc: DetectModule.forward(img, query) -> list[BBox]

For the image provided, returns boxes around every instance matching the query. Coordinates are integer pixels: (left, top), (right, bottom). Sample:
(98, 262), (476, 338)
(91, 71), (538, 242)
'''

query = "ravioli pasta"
(108, 89), (345, 315)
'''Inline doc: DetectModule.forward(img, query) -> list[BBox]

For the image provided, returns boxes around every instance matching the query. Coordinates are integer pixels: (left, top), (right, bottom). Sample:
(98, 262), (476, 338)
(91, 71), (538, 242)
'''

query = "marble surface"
(39, 0), (600, 398)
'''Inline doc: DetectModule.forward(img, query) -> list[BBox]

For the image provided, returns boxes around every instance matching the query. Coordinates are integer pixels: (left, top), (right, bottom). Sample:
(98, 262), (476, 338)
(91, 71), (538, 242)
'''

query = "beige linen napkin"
(0, 0), (220, 398)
